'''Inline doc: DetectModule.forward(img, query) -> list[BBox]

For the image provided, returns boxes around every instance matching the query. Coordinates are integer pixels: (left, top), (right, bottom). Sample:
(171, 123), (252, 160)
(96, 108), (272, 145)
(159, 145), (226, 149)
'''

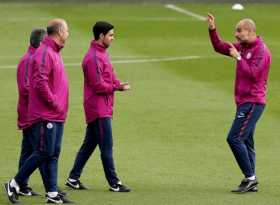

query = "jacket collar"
(28, 45), (36, 54)
(242, 36), (262, 49)
(42, 36), (64, 52)
(90, 40), (106, 52)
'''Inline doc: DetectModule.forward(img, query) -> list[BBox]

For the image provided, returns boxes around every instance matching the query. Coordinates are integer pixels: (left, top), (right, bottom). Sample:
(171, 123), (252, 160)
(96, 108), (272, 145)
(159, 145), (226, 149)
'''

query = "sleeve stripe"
(93, 48), (101, 82)
(24, 53), (33, 86)
(39, 45), (48, 73)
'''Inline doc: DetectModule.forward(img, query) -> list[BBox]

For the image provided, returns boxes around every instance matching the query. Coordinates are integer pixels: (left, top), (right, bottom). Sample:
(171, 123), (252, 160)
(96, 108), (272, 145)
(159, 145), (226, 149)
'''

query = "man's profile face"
(235, 23), (251, 43)
(59, 22), (69, 44)
(101, 29), (114, 48)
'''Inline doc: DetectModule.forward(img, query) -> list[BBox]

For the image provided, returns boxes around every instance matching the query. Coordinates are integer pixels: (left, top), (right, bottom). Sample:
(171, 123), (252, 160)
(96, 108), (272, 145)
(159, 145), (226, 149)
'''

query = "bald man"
(207, 14), (271, 193)
(4, 19), (71, 204)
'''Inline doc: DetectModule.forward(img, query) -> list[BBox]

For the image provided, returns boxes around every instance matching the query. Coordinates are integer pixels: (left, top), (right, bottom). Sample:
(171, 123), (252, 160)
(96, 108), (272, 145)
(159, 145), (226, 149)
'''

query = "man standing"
(66, 21), (131, 192)
(5, 18), (71, 204)
(16, 28), (46, 196)
(207, 14), (271, 193)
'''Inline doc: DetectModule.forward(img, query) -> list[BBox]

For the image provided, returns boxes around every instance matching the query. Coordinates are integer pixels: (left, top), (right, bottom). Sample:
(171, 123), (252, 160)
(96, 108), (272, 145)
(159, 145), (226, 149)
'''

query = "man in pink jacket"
(207, 14), (271, 193)
(5, 19), (71, 204)
(66, 21), (131, 192)
(16, 28), (46, 197)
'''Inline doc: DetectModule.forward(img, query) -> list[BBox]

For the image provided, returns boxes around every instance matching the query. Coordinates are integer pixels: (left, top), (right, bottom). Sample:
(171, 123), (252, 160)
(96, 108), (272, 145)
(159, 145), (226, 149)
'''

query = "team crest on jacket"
(246, 52), (252, 59)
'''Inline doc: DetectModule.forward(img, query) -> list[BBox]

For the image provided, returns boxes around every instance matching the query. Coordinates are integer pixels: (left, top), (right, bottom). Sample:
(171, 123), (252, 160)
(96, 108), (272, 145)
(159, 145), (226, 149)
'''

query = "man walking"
(4, 18), (71, 203)
(16, 28), (46, 196)
(207, 14), (271, 193)
(66, 21), (131, 192)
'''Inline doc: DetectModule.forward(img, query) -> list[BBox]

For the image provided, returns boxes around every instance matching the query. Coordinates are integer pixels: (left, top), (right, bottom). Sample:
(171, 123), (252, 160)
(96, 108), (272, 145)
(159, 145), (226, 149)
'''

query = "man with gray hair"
(16, 28), (46, 197)
(4, 18), (71, 204)
(207, 14), (271, 193)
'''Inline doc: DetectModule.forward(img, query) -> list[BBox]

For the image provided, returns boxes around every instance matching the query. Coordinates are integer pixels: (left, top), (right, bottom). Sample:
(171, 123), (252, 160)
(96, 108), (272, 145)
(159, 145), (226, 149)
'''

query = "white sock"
(247, 175), (256, 180)
(10, 179), (20, 193)
(47, 191), (58, 198)
(68, 178), (77, 182)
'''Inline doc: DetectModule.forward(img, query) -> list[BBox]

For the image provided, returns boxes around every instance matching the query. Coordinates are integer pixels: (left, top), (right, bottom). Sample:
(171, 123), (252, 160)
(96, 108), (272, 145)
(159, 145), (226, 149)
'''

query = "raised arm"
(207, 13), (232, 56)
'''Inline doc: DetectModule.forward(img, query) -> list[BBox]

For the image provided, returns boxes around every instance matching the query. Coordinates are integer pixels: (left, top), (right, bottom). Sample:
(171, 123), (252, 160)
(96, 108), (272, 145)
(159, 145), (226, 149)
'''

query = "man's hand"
(118, 82), (130, 91)
(228, 42), (241, 60)
(207, 13), (216, 30)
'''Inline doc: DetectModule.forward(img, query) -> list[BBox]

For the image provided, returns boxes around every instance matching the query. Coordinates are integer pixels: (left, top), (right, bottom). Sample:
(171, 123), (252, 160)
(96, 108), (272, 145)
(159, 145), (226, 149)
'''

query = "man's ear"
(100, 33), (104, 40)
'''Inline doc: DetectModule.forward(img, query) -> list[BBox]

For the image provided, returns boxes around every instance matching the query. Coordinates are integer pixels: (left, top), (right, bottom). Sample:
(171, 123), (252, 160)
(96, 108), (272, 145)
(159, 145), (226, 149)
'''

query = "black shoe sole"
(109, 187), (131, 192)
(231, 183), (258, 194)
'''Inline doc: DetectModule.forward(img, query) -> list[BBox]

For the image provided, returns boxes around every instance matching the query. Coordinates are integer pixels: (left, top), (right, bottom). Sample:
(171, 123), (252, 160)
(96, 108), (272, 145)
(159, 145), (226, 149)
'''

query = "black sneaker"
(231, 178), (258, 193)
(65, 178), (87, 190)
(19, 186), (40, 196)
(109, 183), (131, 192)
(46, 194), (63, 204)
(4, 182), (19, 204)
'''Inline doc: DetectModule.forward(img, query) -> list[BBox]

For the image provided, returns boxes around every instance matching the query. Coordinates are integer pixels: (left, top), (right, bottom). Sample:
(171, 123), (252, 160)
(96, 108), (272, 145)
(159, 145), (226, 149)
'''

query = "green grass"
(1, 2), (280, 205)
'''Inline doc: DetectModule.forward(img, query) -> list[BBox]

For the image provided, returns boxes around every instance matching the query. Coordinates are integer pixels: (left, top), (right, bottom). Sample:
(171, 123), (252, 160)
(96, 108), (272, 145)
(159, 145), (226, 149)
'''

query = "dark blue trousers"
(227, 103), (265, 178)
(18, 127), (46, 189)
(15, 121), (63, 192)
(69, 118), (119, 186)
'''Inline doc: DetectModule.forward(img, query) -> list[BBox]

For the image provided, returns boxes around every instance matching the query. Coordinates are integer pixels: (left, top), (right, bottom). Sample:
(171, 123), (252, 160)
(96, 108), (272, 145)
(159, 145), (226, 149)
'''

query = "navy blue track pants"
(69, 117), (119, 186)
(15, 121), (63, 192)
(227, 103), (264, 178)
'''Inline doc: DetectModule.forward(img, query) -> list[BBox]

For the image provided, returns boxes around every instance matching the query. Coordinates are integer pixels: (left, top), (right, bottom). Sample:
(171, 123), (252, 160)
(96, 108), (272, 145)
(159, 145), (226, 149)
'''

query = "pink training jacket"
(28, 37), (69, 124)
(82, 40), (121, 123)
(209, 28), (271, 106)
(17, 46), (36, 129)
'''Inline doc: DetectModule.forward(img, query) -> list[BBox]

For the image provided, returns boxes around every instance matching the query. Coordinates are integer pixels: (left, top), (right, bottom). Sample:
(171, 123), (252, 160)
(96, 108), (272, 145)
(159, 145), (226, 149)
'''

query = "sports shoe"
(4, 182), (19, 204)
(19, 186), (40, 196)
(46, 194), (63, 204)
(231, 178), (258, 193)
(46, 193), (73, 204)
(65, 178), (87, 190)
(109, 183), (131, 192)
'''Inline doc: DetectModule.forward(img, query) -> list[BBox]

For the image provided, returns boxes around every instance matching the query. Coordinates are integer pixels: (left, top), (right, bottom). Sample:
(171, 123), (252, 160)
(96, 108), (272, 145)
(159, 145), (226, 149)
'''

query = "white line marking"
(165, 4), (206, 21)
(0, 56), (201, 69)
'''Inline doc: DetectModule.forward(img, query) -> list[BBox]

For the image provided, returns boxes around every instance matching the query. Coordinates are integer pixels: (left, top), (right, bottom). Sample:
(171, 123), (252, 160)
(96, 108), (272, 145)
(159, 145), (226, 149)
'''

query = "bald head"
(234, 18), (257, 44)
(47, 18), (69, 45)
(47, 18), (67, 36)
(236, 18), (256, 33)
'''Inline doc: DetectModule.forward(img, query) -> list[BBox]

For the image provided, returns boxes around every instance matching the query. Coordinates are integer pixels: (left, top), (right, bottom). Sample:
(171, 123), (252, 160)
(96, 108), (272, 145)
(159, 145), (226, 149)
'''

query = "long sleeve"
(85, 57), (114, 94)
(209, 28), (232, 56)
(17, 57), (30, 106)
(112, 68), (121, 91)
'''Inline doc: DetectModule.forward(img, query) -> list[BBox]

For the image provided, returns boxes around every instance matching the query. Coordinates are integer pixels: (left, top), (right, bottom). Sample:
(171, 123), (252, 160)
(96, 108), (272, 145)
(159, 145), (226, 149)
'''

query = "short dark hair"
(92, 21), (114, 40)
(47, 22), (64, 36)
(30, 29), (46, 48)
